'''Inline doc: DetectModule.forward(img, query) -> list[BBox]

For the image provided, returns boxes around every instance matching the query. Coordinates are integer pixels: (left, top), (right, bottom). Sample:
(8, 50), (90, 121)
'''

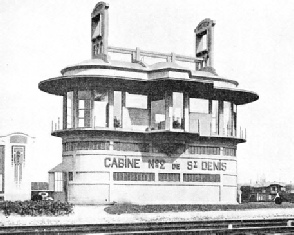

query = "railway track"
(1, 218), (294, 234)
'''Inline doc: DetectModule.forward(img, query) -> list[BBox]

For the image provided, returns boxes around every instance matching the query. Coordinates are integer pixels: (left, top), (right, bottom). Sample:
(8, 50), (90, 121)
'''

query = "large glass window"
(124, 93), (148, 131)
(211, 100), (219, 134)
(66, 92), (74, 128)
(114, 91), (122, 128)
(223, 101), (233, 136)
(78, 91), (92, 128)
(172, 92), (183, 129)
(189, 98), (210, 134)
(151, 97), (165, 130)
(126, 93), (147, 109)
(190, 98), (209, 113)
(93, 90), (108, 128)
(233, 104), (237, 136)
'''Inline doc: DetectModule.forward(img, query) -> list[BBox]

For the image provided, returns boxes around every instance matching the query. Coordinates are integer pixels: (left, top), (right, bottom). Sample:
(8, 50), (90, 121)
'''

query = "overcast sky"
(1, 0), (294, 184)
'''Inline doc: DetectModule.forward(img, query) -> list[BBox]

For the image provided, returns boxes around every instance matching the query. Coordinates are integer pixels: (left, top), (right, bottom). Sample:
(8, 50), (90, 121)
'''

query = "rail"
(1, 218), (294, 234)
(51, 117), (246, 140)
(108, 46), (205, 70)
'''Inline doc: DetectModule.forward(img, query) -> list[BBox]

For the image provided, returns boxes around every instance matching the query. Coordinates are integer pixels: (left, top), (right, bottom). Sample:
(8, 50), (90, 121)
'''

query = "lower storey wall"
(68, 184), (110, 204)
(67, 183), (237, 204)
(112, 184), (221, 204)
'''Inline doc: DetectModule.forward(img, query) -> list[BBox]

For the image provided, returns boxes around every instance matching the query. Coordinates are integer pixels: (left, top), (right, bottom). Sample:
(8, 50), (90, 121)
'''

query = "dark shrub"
(0, 200), (73, 216)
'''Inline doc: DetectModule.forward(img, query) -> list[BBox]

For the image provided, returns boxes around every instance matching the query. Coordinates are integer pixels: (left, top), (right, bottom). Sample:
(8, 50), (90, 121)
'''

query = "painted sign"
(104, 156), (231, 173)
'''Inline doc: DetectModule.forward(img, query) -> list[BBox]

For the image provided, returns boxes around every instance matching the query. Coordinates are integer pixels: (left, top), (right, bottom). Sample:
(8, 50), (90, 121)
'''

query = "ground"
(1, 203), (294, 226)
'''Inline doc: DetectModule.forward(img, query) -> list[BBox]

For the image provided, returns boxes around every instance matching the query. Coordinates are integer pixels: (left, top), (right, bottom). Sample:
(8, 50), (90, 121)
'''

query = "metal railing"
(51, 118), (246, 140)
(108, 46), (205, 70)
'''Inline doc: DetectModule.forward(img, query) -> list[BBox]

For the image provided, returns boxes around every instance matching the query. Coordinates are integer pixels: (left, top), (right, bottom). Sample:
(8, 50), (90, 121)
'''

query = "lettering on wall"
(148, 159), (165, 169)
(104, 157), (228, 172)
(187, 160), (226, 171)
(104, 157), (140, 168)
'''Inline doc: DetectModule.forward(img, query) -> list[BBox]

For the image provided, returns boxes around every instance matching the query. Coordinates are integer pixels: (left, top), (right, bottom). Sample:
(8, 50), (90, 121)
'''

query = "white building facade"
(0, 133), (35, 201)
(41, 2), (258, 205)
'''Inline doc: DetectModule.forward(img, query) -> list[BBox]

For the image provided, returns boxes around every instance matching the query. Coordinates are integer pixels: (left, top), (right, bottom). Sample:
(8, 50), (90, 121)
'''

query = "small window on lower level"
(158, 173), (180, 182)
(183, 173), (220, 182)
(113, 172), (155, 181)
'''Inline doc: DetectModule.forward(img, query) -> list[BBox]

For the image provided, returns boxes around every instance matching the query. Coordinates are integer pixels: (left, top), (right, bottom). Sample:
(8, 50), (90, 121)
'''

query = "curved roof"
(39, 58), (259, 105)
(60, 59), (238, 85)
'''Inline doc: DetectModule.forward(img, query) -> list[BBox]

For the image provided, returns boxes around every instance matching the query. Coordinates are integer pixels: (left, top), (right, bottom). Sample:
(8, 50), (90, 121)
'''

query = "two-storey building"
(39, 2), (258, 204)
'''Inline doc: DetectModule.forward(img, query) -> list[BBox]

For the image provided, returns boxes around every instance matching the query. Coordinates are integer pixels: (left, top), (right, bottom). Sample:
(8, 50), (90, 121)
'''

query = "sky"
(1, 0), (294, 184)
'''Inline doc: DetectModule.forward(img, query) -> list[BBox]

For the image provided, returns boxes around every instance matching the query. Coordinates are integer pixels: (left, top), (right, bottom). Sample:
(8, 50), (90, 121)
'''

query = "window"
(151, 98), (165, 130)
(190, 98), (209, 113)
(93, 90), (109, 127)
(223, 101), (233, 136)
(124, 93), (148, 130)
(68, 172), (73, 181)
(189, 146), (220, 155)
(78, 91), (92, 128)
(183, 173), (220, 182)
(54, 172), (63, 192)
(158, 173), (180, 182)
(197, 33), (208, 54)
(10, 135), (27, 144)
(211, 100), (219, 134)
(113, 172), (155, 181)
(233, 104), (237, 136)
(11, 146), (25, 183)
(223, 147), (236, 156)
(63, 141), (110, 152)
(114, 91), (122, 128)
(126, 93), (147, 109)
(66, 92), (74, 128)
(172, 92), (183, 129)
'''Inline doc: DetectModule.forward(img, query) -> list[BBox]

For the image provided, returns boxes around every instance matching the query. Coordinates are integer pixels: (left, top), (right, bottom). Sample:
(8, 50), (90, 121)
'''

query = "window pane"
(78, 91), (92, 128)
(67, 92), (73, 128)
(78, 119), (84, 127)
(172, 92), (183, 129)
(78, 91), (91, 99)
(151, 99), (165, 130)
(114, 91), (122, 128)
(224, 101), (232, 136)
(233, 104), (237, 136)
(124, 93), (148, 130)
(126, 93), (147, 109)
(94, 90), (108, 128)
(190, 98), (209, 113)
(211, 100), (219, 134)
(79, 110), (85, 118)
(79, 100), (85, 109)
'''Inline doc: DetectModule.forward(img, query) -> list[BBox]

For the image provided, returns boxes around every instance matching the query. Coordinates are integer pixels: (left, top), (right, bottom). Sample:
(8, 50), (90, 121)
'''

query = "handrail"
(108, 46), (204, 69)
(51, 118), (246, 140)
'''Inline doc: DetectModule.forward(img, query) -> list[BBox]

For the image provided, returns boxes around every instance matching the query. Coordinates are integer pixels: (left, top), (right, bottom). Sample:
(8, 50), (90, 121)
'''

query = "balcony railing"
(108, 46), (205, 70)
(51, 117), (246, 140)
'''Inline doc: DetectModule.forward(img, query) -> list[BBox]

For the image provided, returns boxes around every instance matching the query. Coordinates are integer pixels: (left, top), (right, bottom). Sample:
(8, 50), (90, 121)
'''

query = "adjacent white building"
(0, 133), (35, 201)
